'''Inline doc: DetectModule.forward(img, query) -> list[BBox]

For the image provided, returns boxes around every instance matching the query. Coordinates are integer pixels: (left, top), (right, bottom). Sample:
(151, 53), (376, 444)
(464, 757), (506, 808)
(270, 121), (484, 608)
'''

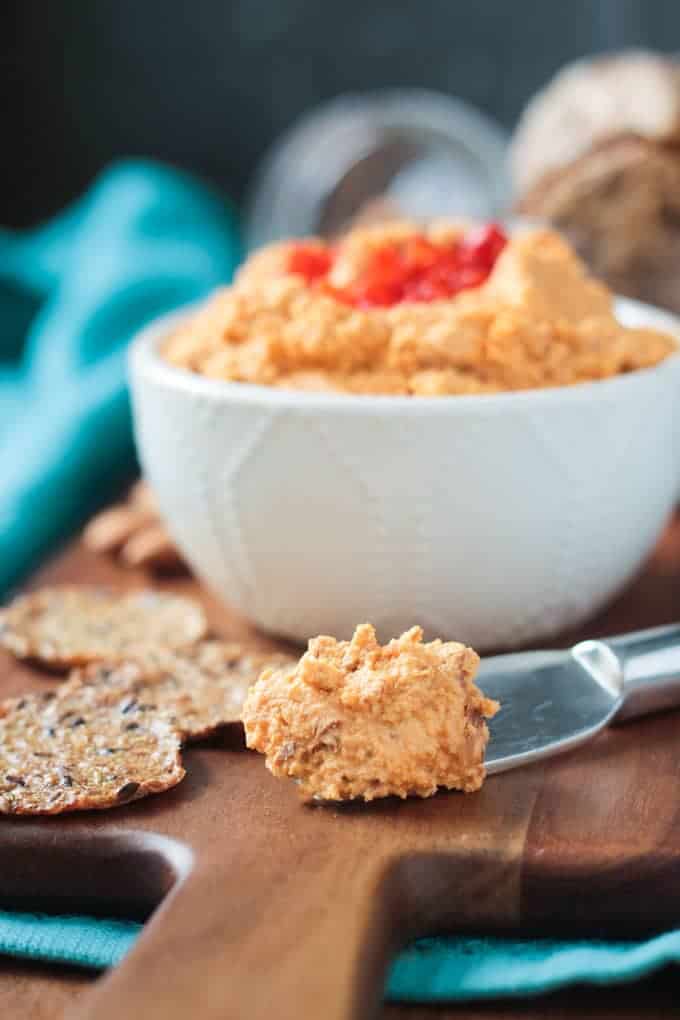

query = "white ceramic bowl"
(129, 298), (680, 650)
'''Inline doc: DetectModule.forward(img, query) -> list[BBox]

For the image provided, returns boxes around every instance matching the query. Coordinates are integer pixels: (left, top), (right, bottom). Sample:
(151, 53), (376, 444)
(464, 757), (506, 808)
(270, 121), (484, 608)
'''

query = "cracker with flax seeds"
(0, 587), (207, 670)
(71, 642), (297, 742)
(0, 678), (185, 815)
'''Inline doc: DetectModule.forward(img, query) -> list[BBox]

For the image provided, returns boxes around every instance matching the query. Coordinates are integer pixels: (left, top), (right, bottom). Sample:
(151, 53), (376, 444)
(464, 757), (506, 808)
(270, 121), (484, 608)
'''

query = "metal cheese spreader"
(481, 625), (680, 774)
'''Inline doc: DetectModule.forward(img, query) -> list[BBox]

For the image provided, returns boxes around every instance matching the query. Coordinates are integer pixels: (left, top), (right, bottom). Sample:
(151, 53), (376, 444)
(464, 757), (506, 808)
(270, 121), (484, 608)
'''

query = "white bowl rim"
(130, 295), (680, 417)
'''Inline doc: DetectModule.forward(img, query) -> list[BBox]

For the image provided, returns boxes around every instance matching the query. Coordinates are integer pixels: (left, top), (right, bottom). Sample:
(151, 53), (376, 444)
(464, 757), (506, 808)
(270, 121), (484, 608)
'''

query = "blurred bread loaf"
(511, 50), (680, 312)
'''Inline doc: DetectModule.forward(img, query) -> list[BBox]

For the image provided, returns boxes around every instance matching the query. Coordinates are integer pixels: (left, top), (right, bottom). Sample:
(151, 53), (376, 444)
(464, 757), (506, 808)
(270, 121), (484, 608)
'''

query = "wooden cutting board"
(2, 516), (680, 1020)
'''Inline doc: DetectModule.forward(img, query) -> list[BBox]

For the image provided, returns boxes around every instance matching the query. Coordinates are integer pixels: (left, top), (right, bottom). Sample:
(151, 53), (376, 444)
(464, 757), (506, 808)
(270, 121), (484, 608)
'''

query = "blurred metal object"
(245, 89), (509, 250)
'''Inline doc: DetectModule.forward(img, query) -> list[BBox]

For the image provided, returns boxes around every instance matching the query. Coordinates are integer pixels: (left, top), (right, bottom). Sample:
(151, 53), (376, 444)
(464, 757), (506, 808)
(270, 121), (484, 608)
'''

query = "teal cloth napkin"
(0, 160), (678, 1002)
(1, 911), (679, 1002)
(0, 158), (241, 595)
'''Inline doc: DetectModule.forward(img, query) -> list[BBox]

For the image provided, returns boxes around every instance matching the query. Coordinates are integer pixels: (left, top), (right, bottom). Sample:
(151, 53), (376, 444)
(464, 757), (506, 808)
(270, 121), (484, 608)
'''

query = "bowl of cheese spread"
(129, 222), (680, 648)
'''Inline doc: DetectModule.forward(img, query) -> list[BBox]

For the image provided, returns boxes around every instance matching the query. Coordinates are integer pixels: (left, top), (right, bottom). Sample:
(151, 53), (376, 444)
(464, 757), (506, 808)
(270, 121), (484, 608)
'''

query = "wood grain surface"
(2, 514), (680, 1020)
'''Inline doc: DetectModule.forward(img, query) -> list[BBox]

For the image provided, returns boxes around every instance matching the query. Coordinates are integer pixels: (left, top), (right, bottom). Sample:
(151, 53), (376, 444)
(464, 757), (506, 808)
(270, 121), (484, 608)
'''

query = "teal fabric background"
(0, 162), (677, 1002)
(0, 159), (241, 595)
(1, 910), (679, 1002)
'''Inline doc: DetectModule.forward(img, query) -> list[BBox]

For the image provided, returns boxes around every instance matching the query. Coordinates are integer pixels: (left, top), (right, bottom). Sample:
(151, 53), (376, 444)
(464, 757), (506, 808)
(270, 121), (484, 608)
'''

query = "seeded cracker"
(0, 681), (184, 815)
(71, 642), (297, 742)
(0, 587), (207, 670)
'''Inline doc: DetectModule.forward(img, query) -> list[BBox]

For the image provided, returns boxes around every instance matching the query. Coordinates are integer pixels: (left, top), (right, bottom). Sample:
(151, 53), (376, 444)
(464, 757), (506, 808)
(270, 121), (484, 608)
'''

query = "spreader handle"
(605, 624), (680, 723)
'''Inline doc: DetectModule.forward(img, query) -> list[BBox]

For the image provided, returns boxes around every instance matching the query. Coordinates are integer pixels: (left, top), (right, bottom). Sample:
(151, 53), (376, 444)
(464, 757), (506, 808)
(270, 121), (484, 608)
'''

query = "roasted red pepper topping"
(287, 224), (507, 307)
(286, 243), (334, 282)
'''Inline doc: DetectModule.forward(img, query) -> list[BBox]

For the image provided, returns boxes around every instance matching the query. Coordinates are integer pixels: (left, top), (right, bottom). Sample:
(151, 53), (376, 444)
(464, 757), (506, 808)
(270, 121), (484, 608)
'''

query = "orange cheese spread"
(241, 624), (499, 802)
(164, 221), (675, 396)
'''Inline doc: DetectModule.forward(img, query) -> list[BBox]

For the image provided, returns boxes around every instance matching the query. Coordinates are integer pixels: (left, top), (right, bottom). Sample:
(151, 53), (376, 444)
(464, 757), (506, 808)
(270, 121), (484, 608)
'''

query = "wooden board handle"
(69, 836), (529, 1020)
(70, 855), (401, 1020)
(66, 765), (535, 1020)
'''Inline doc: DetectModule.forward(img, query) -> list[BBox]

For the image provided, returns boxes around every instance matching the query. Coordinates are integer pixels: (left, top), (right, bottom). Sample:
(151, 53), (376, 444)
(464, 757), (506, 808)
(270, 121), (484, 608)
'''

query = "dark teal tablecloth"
(0, 160), (678, 1002)
(1, 910), (679, 1003)
(0, 158), (241, 595)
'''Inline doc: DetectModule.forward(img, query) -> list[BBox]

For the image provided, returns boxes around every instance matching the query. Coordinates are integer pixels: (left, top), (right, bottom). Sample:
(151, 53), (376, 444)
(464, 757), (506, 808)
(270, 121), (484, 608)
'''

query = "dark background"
(2, 0), (679, 227)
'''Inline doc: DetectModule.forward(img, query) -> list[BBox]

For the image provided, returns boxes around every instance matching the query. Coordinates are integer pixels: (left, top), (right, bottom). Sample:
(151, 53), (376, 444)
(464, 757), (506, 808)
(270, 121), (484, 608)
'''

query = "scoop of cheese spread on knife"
(242, 624), (498, 801)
